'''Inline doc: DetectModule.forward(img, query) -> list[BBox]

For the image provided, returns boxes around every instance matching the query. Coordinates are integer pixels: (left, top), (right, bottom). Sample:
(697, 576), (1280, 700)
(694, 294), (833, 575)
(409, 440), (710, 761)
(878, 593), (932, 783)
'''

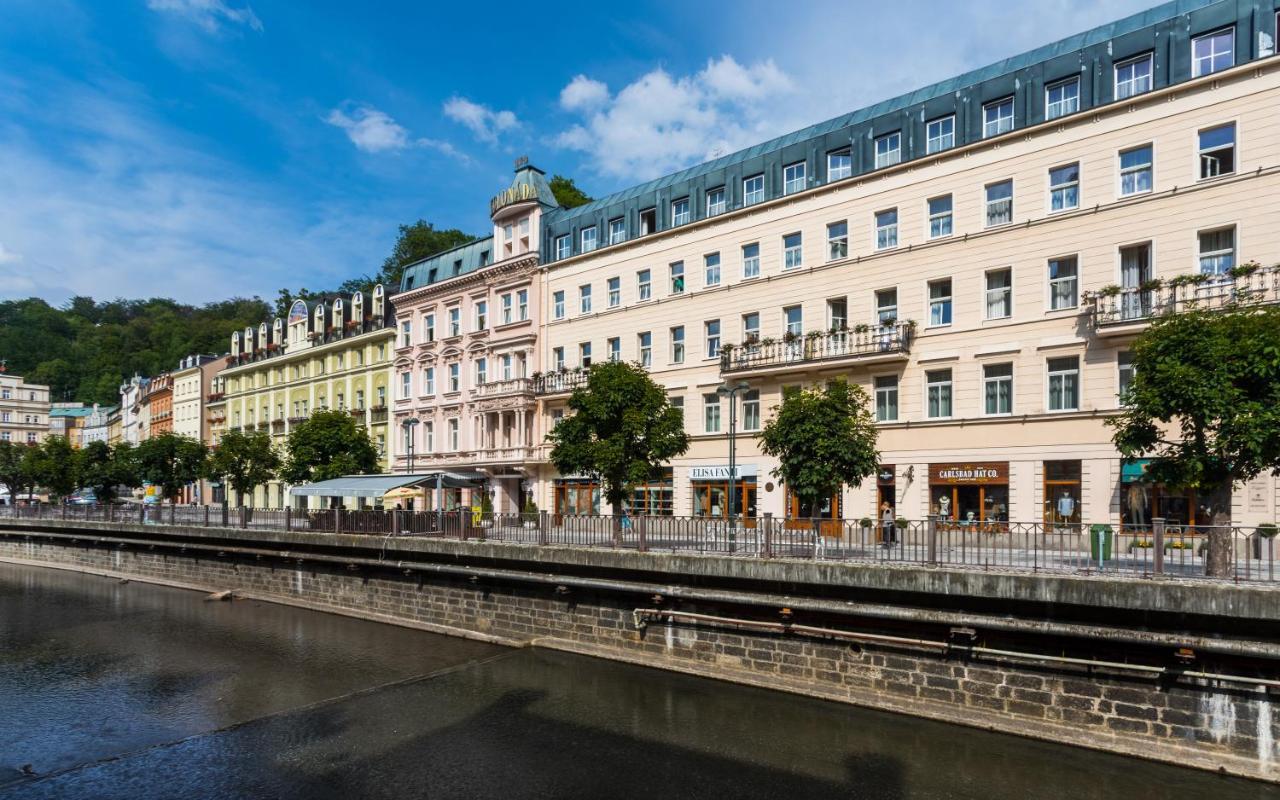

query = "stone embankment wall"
(1, 523), (1277, 783)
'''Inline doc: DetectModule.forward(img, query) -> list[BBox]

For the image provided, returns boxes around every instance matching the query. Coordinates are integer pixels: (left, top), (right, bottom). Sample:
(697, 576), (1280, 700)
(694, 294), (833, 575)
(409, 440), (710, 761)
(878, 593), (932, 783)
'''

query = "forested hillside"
(0, 296), (270, 405)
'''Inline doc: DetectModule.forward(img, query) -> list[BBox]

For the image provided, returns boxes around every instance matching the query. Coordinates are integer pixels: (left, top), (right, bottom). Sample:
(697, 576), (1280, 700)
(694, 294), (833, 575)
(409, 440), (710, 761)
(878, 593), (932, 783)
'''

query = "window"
(1115, 53), (1152, 100)
(827, 298), (847, 330)
(672, 197), (690, 226)
(607, 337), (621, 362)
(828, 149), (852, 181)
(875, 288), (898, 323)
(1119, 145), (1153, 195)
(706, 187), (726, 216)
(448, 307), (461, 337)
(743, 174), (764, 205)
(1048, 256), (1079, 310)
(783, 233), (802, 269)
(400, 371), (411, 399)
(518, 289), (528, 320)
(875, 209), (898, 250)
(928, 195), (952, 239)
(424, 422), (434, 452)
(741, 390), (761, 431)
(926, 369), (953, 418)
(705, 320), (721, 358)
(608, 276), (621, 308)
(668, 396), (683, 424)
(553, 291), (565, 320)
(1198, 123), (1235, 179)
(1192, 28), (1233, 77)
(1118, 351), (1135, 403)
(742, 312), (760, 342)
(670, 261), (685, 294)
(1198, 227), (1235, 275)
(448, 363), (460, 393)
(983, 363), (1013, 415)
(475, 358), (487, 386)
(982, 97), (1013, 137)
(609, 217), (625, 244)
(1049, 163), (1079, 212)
(985, 180), (1013, 227)
(552, 347), (565, 371)
(783, 161), (806, 194)
(1045, 77), (1080, 120)
(501, 354), (513, 380)
(742, 243), (760, 279)
(873, 132), (900, 169)
(424, 367), (435, 395)
(425, 314), (435, 342)
(579, 284), (592, 314)
(447, 418), (459, 451)
(580, 342), (592, 368)
(985, 268), (1012, 319)
(703, 394), (721, 433)
(827, 221), (848, 260)
(637, 269), (651, 301)
(580, 226), (597, 252)
(704, 253), (721, 286)
(784, 305), (803, 338)
(638, 332), (652, 367)
(875, 376), (899, 422)
(503, 223), (513, 242)
(928, 279), (952, 326)
(399, 320), (412, 347)
(926, 115), (954, 153)
(1047, 356), (1080, 411)
(671, 326), (685, 363)
(477, 300), (489, 329)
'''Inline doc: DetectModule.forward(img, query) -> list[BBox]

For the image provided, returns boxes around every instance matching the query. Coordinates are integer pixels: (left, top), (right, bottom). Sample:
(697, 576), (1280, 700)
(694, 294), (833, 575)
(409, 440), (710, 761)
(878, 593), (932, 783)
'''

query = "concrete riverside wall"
(2, 529), (1278, 783)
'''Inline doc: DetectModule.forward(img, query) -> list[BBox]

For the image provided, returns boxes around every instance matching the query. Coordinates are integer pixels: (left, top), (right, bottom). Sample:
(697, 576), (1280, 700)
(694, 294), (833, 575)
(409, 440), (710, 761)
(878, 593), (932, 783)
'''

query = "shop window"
(692, 473), (757, 524)
(930, 462), (1009, 526)
(1120, 459), (1231, 532)
(555, 479), (600, 517)
(627, 468), (673, 516)
(1044, 460), (1081, 526)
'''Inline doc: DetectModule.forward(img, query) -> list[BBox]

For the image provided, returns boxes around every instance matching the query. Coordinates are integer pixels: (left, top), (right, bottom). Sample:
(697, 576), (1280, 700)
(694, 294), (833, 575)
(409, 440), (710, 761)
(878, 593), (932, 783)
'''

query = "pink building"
(389, 162), (554, 512)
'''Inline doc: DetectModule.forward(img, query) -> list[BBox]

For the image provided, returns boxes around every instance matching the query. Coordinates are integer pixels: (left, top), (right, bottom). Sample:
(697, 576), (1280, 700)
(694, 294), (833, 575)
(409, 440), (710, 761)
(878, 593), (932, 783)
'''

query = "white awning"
(289, 472), (485, 498)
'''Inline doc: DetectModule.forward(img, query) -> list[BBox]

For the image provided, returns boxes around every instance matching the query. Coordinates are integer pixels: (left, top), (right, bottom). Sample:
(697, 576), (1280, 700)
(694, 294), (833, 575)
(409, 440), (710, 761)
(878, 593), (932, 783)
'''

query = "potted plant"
(894, 517), (909, 531)
(853, 323), (870, 334)
(523, 498), (539, 530)
(1098, 284), (1122, 298)
(782, 330), (798, 344)
(1253, 523), (1277, 560)
(858, 517), (873, 532)
(1138, 277), (1164, 293)
(760, 336), (776, 347)
(479, 491), (493, 527)
(1228, 261), (1261, 280)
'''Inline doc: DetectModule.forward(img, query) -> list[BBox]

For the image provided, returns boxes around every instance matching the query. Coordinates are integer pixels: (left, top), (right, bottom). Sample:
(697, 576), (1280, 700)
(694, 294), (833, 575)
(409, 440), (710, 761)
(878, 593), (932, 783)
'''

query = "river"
(0, 562), (1273, 799)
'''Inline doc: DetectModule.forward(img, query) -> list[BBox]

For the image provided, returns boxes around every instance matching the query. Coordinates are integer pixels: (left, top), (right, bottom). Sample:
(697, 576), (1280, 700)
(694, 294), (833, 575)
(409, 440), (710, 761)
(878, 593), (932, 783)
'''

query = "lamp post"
(401, 418), (420, 474)
(715, 381), (751, 529)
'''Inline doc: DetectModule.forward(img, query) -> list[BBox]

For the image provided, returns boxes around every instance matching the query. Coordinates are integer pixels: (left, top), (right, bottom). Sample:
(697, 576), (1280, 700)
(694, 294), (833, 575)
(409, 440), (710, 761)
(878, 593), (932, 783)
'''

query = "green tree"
(111, 441), (143, 498)
(73, 440), (127, 503)
(549, 174), (592, 209)
(280, 409), (380, 488)
(135, 433), (208, 505)
(757, 379), (879, 516)
(377, 220), (474, 289)
(1109, 302), (1280, 576)
(207, 429), (281, 506)
(32, 436), (78, 500)
(0, 440), (37, 500)
(547, 361), (689, 521)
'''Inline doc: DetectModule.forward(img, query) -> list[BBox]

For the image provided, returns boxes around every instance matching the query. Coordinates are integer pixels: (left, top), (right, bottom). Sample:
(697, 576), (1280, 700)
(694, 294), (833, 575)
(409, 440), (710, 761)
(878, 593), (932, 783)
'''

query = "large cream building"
(395, 0), (1280, 530)
(0, 373), (50, 446)
(221, 286), (395, 507)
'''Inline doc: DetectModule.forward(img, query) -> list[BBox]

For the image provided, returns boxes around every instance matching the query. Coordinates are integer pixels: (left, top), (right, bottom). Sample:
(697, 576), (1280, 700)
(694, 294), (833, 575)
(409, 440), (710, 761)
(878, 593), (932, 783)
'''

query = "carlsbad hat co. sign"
(929, 462), (1008, 484)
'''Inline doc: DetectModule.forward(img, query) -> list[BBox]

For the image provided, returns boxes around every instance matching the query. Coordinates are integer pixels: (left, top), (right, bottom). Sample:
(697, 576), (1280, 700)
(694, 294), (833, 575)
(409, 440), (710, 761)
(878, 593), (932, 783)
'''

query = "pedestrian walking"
(881, 502), (895, 547)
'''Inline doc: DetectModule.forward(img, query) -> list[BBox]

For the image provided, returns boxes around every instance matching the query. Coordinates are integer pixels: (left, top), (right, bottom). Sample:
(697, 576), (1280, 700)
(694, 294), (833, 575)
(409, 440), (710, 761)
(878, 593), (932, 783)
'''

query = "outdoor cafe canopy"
(290, 472), (485, 499)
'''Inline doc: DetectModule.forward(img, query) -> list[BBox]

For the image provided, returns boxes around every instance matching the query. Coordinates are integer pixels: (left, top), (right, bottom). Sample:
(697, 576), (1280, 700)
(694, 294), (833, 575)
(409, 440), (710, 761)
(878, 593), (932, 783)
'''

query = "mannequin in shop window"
(1057, 491), (1076, 523)
(1126, 483), (1148, 527)
(937, 495), (951, 519)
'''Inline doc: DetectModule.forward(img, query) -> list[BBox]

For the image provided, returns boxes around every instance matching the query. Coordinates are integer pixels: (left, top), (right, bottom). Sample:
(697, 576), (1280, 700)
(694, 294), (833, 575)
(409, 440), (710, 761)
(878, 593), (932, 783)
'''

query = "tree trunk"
(1205, 524), (1234, 578)
(610, 497), (624, 545)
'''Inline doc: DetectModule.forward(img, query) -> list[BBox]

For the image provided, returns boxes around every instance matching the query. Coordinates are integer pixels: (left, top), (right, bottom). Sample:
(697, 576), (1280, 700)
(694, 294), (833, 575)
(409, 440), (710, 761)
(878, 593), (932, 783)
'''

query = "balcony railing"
(475, 377), (535, 398)
(287, 416), (308, 425)
(720, 323), (913, 374)
(534, 370), (590, 395)
(369, 406), (389, 424)
(1090, 266), (1280, 328)
(228, 317), (390, 367)
(271, 419), (286, 434)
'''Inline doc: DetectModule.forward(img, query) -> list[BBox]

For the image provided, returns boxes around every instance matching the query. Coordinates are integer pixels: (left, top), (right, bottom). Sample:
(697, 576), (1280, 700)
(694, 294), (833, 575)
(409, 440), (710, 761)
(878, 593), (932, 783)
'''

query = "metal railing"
(1090, 266), (1280, 327)
(720, 323), (912, 374)
(0, 505), (1274, 583)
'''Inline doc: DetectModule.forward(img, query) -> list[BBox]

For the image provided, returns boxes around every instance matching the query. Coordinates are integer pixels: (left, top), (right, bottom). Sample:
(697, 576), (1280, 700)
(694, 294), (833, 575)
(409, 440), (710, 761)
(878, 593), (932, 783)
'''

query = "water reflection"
(2, 564), (1274, 799)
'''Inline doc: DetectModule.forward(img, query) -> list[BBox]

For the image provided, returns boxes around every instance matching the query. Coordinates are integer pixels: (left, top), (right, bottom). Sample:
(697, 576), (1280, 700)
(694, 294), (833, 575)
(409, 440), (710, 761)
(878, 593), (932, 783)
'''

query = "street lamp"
(715, 380), (751, 528)
(401, 418), (420, 474)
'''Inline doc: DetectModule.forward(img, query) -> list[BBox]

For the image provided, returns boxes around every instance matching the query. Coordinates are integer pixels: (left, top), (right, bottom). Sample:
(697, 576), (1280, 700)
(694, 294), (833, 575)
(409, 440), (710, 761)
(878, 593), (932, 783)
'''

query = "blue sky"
(0, 0), (1155, 305)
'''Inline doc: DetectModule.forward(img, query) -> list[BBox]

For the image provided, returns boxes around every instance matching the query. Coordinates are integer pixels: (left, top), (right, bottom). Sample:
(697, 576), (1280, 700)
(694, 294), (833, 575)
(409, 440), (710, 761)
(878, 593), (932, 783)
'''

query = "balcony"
(475, 377), (534, 398)
(205, 392), (225, 403)
(369, 406), (389, 424)
(287, 416), (309, 425)
(348, 408), (367, 422)
(1089, 266), (1280, 335)
(720, 323), (913, 376)
(271, 419), (286, 434)
(534, 370), (590, 396)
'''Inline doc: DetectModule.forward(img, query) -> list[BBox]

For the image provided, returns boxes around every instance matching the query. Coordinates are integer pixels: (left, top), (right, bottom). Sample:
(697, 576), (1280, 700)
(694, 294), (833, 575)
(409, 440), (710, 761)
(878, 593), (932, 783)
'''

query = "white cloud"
(553, 55), (798, 182)
(146, 0), (263, 33)
(325, 106), (411, 153)
(0, 243), (21, 265)
(443, 96), (519, 143)
(559, 75), (609, 111)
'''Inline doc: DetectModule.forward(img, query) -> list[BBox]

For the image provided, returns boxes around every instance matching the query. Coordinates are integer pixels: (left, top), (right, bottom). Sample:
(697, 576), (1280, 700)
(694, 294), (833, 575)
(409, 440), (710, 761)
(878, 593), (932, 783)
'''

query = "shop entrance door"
(693, 481), (757, 527)
(786, 490), (843, 537)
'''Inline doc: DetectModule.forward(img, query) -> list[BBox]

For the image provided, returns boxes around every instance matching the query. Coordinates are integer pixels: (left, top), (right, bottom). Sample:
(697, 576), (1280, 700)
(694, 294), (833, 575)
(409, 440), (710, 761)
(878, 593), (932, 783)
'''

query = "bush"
(894, 517), (909, 529)
(858, 517), (873, 528)
(1257, 523), (1278, 539)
